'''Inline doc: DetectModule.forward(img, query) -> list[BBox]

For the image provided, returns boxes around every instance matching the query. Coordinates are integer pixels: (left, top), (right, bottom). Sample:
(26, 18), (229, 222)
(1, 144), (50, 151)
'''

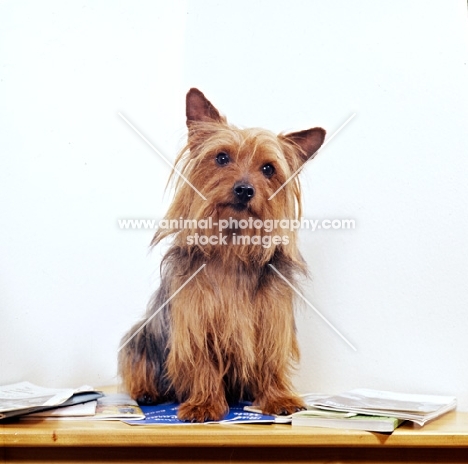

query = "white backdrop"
(1, 1), (468, 409)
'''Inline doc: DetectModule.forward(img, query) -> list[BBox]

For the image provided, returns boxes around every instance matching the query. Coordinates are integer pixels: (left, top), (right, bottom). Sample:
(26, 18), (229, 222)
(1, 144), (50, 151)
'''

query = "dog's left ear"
(280, 128), (326, 164)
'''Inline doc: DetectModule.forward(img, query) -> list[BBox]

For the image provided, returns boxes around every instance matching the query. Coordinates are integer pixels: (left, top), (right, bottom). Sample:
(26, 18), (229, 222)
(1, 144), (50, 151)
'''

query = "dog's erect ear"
(281, 127), (326, 163)
(186, 88), (225, 126)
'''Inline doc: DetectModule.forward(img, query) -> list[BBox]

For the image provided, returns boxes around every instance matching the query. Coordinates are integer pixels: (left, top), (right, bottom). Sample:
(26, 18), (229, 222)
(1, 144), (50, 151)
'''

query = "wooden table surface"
(2, 410), (468, 463)
(0, 410), (467, 448)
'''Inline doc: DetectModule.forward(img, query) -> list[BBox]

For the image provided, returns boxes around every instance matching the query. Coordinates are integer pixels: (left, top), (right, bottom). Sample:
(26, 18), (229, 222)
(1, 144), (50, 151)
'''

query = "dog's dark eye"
(216, 152), (230, 166)
(261, 163), (275, 178)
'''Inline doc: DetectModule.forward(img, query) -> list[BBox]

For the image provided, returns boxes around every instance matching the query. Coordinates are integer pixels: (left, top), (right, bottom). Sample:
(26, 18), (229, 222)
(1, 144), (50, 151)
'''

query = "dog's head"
(153, 89), (325, 264)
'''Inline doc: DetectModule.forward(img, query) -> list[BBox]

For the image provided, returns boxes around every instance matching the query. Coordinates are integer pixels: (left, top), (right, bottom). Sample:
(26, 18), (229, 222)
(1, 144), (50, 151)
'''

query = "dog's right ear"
(186, 88), (225, 126)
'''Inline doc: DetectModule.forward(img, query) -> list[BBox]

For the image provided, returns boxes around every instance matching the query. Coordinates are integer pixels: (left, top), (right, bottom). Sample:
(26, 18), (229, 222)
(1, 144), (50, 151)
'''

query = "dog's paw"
(177, 401), (228, 423)
(258, 395), (306, 416)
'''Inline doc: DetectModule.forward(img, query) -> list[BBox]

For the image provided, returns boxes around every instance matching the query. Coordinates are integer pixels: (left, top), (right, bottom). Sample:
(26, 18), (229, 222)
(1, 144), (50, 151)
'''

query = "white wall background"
(1, 1), (468, 408)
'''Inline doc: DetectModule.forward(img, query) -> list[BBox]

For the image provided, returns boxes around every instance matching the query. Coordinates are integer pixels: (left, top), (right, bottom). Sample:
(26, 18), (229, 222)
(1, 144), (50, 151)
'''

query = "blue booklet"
(124, 402), (276, 425)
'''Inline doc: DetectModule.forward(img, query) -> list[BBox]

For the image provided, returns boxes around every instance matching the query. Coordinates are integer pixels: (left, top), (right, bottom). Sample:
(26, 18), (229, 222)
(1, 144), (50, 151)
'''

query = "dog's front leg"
(166, 285), (229, 422)
(167, 342), (229, 422)
(251, 283), (306, 416)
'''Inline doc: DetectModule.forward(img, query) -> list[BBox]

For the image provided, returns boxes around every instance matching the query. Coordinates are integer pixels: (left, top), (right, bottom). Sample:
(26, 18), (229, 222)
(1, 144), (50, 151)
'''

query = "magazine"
(291, 408), (404, 432)
(22, 393), (145, 421)
(23, 400), (98, 418)
(93, 393), (145, 420)
(0, 382), (102, 420)
(124, 401), (276, 425)
(308, 388), (457, 426)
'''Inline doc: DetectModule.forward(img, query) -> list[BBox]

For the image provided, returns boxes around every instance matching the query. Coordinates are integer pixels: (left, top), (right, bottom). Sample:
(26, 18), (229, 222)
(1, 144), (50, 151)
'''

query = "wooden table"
(2, 411), (468, 463)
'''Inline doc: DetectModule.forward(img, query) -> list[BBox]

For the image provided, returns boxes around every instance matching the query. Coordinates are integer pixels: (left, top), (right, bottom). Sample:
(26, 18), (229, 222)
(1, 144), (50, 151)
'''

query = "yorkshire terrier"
(119, 88), (325, 422)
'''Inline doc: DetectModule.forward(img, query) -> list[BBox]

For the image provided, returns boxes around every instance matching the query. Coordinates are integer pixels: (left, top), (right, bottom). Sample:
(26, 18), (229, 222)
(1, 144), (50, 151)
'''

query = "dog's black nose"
(233, 182), (255, 203)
